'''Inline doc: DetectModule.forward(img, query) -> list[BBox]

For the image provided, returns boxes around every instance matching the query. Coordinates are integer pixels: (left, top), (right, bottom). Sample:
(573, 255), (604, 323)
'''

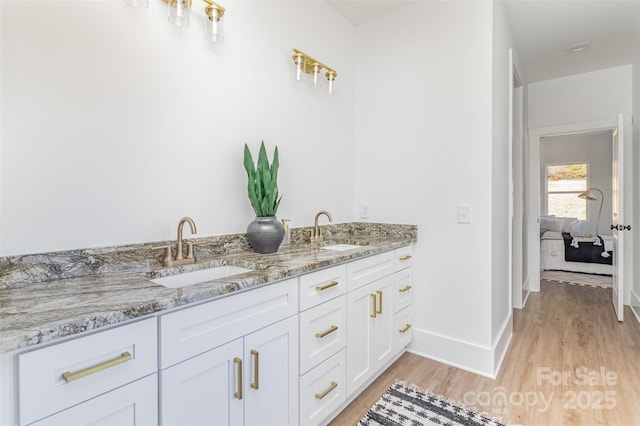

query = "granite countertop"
(0, 223), (416, 353)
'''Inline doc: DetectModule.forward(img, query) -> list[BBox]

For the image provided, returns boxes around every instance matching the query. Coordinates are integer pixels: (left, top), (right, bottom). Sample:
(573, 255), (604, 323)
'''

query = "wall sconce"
(167, 0), (191, 27)
(161, 0), (225, 42)
(203, 0), (225, 42)
(292, 48), (337, 95)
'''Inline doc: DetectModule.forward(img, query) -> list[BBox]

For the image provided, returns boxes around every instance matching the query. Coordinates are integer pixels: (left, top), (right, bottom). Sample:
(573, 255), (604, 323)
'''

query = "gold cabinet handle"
(250, 350), (259, 390)
(399, 324), (412, 333)
(399, 255), (412, 261)
(62, 352), (132, 383)
(315, 381), (338, 400)
(376, 290), (383, 315)
(370, 294), (377, 318)
(315, 281), (339, 292)
(399, 285), (412, 293)
(315, 325), (338, 339)
(234, 357), (243, 399)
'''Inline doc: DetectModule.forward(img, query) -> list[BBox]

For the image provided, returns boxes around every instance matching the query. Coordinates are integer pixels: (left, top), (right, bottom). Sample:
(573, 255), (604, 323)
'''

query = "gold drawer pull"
(370, 294), (377, 318)
(399, 324), (412, 333)
(399, 285), (412, 293)
(234, 357), (243, 399)
(376, 290), (383, 315)
(315, 325), (338, 339)
(315, 381), (338, 400)
(399, 255), (412, 261)
(315, 281), (339, 292)
(62, 351), (132, 383)
(250, 350), (259, 390)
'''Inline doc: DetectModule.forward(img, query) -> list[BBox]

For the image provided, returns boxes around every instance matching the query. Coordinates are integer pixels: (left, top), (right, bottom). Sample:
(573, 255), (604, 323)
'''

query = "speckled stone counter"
(0, 222), (416, 353)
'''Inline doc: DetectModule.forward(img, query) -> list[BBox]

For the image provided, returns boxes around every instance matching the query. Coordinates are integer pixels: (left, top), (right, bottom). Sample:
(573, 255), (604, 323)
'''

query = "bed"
(540, 230), (613, 275)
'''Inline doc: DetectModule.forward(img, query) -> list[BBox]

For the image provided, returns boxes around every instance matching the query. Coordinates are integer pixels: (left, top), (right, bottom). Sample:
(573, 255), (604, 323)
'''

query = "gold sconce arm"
(203, 0), (225, 20)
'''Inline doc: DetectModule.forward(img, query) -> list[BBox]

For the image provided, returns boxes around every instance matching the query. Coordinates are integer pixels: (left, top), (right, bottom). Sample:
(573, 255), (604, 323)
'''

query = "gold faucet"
(153, 216), (198, 267)
(311, 210), (333, 243)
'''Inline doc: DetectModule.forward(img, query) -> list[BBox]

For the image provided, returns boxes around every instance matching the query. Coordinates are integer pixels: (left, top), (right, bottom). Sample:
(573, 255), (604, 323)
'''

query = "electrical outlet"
(457, 205), (471, 224)
(360, 203), (370, 219)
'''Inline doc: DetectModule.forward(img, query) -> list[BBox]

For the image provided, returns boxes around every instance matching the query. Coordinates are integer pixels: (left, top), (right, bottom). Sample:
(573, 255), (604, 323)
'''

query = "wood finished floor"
(330, 281), (640, 425)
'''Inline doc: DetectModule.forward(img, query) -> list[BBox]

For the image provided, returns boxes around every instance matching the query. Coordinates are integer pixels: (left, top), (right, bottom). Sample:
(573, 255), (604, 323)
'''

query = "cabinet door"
(31, 374), (157, 426)
(346, 275), (394, 397)
(345, 281), (375, 396)
(161, 339), (243, 426)
(244, 316), (298, 426)
(371, 275), (394, 370)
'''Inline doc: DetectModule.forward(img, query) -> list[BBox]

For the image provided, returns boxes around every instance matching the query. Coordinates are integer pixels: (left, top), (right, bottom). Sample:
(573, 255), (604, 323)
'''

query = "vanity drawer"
(160, 278), (298, 368)
(346, 251), (394, 292)
(299, 295), (346, 374)
(17, 317), (157, 426)
(394, 267), (413, 313)
(395, 305), (413, 352)
(394, 246), (413, 271)
(299, 349), (346, 426)
(299, 265), (347, 311)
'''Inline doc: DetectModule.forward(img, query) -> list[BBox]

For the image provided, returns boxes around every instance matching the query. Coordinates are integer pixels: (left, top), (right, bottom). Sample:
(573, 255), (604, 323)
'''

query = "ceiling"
(325, 0), (640, 83)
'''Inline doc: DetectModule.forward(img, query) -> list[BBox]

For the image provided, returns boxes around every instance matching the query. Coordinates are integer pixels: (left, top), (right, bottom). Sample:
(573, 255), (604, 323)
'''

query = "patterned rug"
(541, 270), (612, 289)
(358, 382), (505, 426)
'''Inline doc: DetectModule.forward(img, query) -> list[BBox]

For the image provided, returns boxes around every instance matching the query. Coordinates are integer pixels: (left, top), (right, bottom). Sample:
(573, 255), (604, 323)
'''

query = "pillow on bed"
(540, 216), (564, 232)
(571, 220), (586, 234)
(560, 217), (577, 233)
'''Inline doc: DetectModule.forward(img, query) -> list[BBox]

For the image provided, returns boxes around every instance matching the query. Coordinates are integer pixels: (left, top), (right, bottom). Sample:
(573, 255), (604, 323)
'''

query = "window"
(546, 164), (587, 220)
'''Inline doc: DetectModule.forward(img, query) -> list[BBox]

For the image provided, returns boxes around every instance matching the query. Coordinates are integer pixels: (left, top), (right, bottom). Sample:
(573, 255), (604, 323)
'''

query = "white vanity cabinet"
(345, 248), (414, 398)
(394, 246), (414, 352)
(297, 265), (348, 425)
(16, 317), (158, 426)
(159, 278), (299, 426)
(345, 271), (394, 395)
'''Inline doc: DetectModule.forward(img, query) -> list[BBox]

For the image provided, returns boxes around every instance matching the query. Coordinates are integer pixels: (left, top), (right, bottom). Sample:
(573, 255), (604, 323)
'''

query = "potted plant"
(243, 141), (285, 253)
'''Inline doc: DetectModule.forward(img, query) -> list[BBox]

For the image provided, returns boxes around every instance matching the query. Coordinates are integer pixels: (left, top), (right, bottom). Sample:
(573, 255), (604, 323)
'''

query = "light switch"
(360, 203), (370, 219)
(457, 205), (471, 224)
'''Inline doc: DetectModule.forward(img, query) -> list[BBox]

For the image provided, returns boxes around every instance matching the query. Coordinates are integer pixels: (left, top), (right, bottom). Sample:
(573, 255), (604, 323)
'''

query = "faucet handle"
(185, 241), (207, 259)
(152, 245), (173, 264)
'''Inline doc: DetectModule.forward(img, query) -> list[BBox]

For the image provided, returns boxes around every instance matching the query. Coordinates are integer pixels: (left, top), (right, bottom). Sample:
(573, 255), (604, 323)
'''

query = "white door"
(345, 281), (375, 395)
(161, 339), (243, 426)
(611, 114), (624, 321)
(244, 315), (298, 426)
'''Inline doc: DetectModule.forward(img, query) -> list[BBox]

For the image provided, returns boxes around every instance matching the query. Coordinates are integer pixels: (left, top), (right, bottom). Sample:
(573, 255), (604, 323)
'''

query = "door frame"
(527, 119), (617, 293)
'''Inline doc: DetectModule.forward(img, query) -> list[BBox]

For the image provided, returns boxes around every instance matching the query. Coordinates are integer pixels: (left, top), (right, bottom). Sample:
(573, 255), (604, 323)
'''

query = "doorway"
(527, 118), (627, 321)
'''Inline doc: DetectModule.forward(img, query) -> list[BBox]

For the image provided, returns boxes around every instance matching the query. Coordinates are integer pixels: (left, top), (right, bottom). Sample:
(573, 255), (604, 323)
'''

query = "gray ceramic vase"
(246, 216), (285, 254)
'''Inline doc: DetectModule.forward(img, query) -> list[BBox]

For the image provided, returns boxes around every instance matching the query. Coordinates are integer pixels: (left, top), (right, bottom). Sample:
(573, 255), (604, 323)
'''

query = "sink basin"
(321, 244), (365, 251)
(150, 266), (252, 288)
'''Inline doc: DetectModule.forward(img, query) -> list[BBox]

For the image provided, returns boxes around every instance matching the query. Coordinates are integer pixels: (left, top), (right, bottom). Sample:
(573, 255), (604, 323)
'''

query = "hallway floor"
(330, 281), (640, 425)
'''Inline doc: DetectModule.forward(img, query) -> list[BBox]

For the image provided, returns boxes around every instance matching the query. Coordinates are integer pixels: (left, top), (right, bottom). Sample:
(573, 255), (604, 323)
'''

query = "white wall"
(355, 1), (500, 376)
(490, 0), (516, 372)
(632, 59), (640, 320)
(0, 1), (356, 255)
(540, 132), (613, 236)
(528, 65), (634, 303)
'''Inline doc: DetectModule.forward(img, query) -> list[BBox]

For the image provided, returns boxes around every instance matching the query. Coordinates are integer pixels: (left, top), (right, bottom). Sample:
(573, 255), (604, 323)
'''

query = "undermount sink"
(150, 266), (252, 288)
(321, 244), (365, 251)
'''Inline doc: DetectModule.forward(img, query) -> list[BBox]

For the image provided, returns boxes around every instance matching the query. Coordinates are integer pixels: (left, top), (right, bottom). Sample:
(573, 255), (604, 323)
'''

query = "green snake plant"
(243, 142), (283, 217)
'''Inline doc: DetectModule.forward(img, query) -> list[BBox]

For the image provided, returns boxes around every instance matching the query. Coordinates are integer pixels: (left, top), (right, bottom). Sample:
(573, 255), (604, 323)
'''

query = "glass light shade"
(325, 70), (336, 95)
(293, 53), (305, 82)
(311, 63), (323, 89)
(204, 6), (224, 42)
(124, 0), (148, 9)
(168, 0), (191, 27)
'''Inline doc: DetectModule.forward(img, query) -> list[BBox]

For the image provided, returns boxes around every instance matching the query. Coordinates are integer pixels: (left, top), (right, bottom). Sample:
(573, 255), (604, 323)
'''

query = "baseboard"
(493, 314), (513, 375)
(630, 287), (640, 325)
(409, 328), (497, 379)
